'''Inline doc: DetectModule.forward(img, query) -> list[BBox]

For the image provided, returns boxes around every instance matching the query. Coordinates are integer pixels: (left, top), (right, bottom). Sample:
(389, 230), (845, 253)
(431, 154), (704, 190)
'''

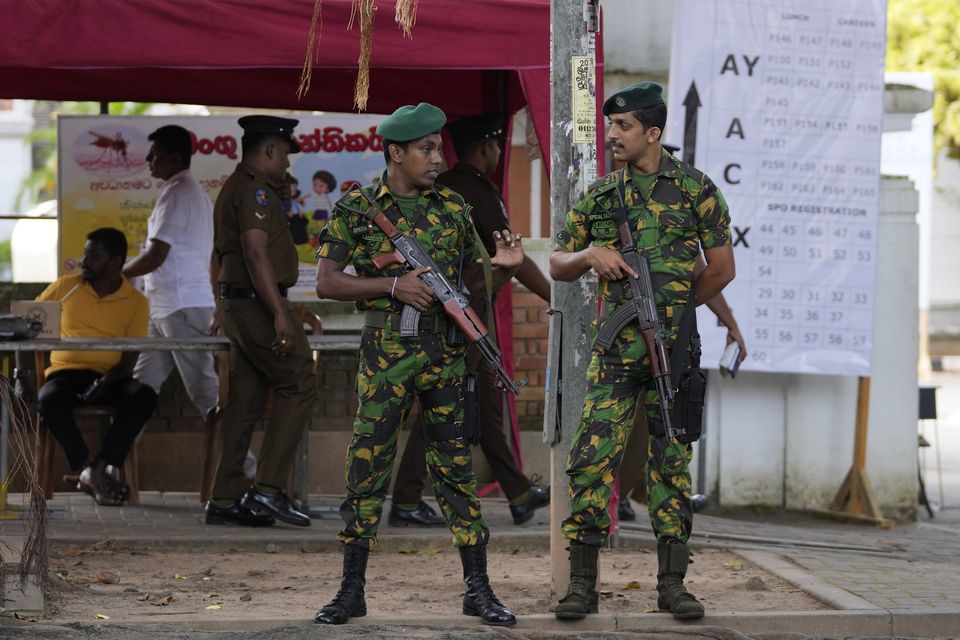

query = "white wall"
(601, 0), (674, 75)
(0, 100), (34, 216)
(930, 153), (960, 310)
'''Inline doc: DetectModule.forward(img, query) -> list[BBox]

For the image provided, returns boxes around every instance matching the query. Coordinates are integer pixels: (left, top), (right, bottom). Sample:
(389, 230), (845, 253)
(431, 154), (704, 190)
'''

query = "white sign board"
(666, 0), (887, 376)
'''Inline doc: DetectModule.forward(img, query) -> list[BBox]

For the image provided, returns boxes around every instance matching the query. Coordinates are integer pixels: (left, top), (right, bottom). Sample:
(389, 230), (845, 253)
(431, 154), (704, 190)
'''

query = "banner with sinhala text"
(58, 114), (386, 300)
(666, 0), (887, 377)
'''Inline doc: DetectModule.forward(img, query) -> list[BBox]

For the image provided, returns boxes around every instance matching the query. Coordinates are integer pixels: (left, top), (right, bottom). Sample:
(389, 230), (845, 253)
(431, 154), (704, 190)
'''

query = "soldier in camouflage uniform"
(312, 103), (522, 627)
(550, 82), (735, 621)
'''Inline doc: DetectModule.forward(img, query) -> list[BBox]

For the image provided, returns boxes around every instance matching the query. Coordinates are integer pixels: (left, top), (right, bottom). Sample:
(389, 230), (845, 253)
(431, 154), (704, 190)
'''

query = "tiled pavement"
(2, 491), (960, 636)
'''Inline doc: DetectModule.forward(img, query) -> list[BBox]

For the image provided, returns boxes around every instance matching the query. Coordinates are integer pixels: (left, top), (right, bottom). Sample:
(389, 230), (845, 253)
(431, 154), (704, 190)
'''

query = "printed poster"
(58, 114), (386, 299)
(666, 0), (887, 376)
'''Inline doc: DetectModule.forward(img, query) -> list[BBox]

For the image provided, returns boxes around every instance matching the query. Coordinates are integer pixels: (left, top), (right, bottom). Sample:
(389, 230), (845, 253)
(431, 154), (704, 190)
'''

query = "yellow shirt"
(37, 274), (149, 377)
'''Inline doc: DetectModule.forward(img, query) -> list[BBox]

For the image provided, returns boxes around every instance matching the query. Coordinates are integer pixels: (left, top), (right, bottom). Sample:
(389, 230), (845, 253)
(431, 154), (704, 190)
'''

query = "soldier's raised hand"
(487, 229), (524, 271)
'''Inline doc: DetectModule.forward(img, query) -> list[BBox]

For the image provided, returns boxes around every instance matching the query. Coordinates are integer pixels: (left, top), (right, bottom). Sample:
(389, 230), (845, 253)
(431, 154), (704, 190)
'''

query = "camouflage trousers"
(562, 323), (693, 546)
(337, 325), (489, 549)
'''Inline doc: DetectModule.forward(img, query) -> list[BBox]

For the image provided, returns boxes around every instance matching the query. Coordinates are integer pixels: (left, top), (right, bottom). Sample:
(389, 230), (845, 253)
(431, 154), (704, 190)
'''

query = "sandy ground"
(40, 542), (828, 624)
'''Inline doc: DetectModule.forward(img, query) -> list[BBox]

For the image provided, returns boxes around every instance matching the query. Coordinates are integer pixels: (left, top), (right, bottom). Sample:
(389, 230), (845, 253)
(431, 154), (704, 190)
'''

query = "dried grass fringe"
(394, 0), (419, 38)
(0, 374), (49, 601)
(352, 0), (377, 111)
(296, 0), (324, 100)
(297, 1), (420, 110)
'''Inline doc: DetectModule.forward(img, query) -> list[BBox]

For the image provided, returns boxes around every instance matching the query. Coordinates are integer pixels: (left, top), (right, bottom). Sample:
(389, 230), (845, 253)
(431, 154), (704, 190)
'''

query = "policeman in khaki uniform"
(205, 116), (316, 528)
(550, 82), (735, 620)
(313, 103), (520, 627)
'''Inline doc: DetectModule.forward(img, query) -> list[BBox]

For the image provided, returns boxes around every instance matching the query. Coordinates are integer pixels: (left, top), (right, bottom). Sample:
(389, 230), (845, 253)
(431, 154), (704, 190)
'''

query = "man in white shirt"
(123, 125), (256, 484)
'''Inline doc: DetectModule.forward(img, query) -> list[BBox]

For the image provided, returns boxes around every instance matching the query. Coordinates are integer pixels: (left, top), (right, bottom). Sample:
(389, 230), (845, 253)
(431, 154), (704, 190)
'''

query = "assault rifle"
(366, 207), (522, 395)
(594, 188), (678, 439)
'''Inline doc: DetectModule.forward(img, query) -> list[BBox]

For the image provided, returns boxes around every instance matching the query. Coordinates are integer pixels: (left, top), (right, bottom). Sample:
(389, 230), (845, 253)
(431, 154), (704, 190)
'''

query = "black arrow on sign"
(682, 81), (701, 166)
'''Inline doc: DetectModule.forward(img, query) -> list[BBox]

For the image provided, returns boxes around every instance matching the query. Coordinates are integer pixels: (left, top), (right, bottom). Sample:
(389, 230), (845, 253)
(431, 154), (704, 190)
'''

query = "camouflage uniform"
(317, 173), (488, 549)
(557, 149), (731, 546)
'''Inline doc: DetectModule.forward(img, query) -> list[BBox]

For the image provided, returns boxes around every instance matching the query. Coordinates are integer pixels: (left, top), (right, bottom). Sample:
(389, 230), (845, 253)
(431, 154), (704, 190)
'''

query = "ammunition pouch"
(670, 367), (706, 444)
(446, 324), (466, 347)
(419, 381), (478, 444)
(462, 372), (479, 445)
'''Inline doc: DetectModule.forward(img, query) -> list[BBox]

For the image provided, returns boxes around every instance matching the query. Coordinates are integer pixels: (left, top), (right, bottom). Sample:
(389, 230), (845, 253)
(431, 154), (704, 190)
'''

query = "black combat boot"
(459, 545), (517, 626)
(554, 541), (599, 619)
(314, 544), (369, 624)
(656, 540), (704, 620)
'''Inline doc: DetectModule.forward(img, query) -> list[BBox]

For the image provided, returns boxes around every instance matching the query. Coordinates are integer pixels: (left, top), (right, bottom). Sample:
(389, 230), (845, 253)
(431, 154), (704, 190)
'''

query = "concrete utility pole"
(544, 0), (600, 599)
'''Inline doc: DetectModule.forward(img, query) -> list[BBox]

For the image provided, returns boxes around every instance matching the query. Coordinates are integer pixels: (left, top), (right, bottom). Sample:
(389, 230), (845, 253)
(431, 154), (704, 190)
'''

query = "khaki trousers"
(212, 298), (317, 500)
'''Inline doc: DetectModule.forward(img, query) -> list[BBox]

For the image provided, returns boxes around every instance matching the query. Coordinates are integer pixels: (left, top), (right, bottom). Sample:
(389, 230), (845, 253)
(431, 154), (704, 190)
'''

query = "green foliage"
(0, 240), (11, 281)
(887, 0), (960, 157)
(16, 101), (155, 210)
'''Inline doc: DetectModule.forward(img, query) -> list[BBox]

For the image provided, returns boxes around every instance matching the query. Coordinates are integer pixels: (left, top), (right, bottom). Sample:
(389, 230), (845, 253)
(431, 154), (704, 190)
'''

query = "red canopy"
(0, 0), (608, 169)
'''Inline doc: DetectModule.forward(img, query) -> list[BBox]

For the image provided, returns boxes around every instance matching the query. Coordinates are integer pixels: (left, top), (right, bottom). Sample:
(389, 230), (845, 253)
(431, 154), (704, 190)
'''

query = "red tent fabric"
(0, 0), (606, 474)
(0, 0), (606, 172)
(2, 1), (551, 148)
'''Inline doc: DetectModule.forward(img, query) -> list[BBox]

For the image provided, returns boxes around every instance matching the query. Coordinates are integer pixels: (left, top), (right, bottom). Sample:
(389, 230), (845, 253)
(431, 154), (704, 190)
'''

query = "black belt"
(363, 310), (446, 335)
(219, 284), (288, 300)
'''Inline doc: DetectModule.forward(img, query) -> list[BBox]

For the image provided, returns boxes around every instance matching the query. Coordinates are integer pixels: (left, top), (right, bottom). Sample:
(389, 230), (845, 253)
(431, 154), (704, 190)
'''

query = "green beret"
(376, 103), (447, 142)
(602, 81), (664, 116)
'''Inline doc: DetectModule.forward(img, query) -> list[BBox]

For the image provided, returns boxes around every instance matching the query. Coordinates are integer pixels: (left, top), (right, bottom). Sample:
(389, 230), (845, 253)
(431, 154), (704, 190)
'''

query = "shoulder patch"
(672, 157), (705, 183)
(587, 171), (621, 195)
(254, 188), (270, 206)
(434, 183), (461, 201)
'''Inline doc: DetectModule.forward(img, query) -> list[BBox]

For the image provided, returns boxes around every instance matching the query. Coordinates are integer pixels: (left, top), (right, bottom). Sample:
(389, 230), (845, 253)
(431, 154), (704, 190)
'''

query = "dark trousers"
(38, 369), (158, 471)
(393, 355), (531, 503)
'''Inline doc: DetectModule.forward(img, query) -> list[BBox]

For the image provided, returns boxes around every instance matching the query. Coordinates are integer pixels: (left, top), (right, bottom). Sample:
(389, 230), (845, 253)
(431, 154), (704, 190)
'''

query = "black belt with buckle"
(219, 284), (288, 300)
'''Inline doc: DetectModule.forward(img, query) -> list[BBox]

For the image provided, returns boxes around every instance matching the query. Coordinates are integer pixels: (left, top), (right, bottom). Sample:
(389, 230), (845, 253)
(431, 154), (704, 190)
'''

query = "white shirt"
(143, 169), (215, 318)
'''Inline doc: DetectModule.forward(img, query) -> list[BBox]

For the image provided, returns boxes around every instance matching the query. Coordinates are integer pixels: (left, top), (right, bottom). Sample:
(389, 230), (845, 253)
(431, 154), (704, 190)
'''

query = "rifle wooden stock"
(443, 298), (485, 343)
(372, 249), (404, 270)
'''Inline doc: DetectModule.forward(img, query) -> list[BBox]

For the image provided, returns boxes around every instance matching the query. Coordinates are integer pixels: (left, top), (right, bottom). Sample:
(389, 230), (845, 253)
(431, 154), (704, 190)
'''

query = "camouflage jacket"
(556, 148), (731, 316)
(317, 172), (482, 313)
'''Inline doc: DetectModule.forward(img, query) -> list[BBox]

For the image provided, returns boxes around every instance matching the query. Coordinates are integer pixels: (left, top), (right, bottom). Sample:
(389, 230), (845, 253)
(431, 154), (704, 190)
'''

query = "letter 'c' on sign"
(724, 163), (741, 185)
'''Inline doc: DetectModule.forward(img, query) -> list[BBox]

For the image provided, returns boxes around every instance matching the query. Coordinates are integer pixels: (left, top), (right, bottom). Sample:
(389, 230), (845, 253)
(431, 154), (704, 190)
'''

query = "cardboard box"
(10, 300), (61, 339)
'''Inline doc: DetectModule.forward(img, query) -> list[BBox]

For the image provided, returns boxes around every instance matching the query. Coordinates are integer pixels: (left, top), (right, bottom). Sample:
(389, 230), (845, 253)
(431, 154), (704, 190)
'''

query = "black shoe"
(204, 500), (275, 527)
(241, 486), (310, 527)
(618, 499), (636, 522)
(388, 501), (446, 527)
(460, 545), (517, 627)
(691, 493), (709, 512)
(315, 545), (369, 625)
(509, 485), (550, 525)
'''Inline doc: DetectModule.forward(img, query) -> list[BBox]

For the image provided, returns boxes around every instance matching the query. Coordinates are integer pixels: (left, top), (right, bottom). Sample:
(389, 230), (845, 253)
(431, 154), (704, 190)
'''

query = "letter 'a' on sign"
(665, 0), (887, 377)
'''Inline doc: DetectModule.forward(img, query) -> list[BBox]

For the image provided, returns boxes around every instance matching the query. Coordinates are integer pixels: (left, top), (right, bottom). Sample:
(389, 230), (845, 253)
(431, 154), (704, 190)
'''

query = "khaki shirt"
(214, 162), (298, 289)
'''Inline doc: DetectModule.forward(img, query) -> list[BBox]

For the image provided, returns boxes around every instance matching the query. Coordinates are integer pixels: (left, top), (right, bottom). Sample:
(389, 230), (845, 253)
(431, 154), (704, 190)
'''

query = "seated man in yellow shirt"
(36, 227), (157, 506)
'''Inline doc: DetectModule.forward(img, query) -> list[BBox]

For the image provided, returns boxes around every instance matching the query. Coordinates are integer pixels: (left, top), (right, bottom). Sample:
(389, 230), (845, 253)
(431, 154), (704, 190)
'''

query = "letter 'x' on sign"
(733, 225), (750, 248)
